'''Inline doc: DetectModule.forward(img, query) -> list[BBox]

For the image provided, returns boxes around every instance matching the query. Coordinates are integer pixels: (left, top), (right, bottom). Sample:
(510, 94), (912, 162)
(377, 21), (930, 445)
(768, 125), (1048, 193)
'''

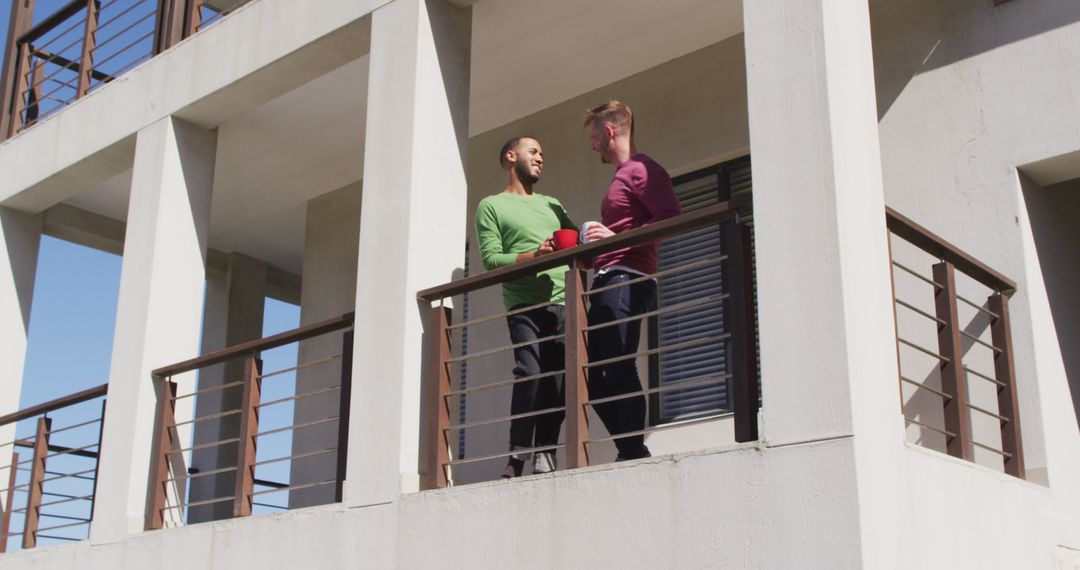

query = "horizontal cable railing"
(886, 207), (1024, 478)
(0, 0), (256, 140)
(0, 384), (107, 552)
(145, 312), (354, 530)
(416, 195), (757, 489)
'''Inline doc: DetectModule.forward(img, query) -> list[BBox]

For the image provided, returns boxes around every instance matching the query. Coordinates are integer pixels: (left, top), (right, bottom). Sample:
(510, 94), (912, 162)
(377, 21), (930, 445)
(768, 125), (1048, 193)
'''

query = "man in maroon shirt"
(582, 100), (682, 460)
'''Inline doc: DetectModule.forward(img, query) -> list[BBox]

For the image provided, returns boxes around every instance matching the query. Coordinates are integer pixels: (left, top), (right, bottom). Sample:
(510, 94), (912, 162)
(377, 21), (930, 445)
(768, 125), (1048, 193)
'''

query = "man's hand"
(515, 237), (555, 263)
(585, 223), (615, 242)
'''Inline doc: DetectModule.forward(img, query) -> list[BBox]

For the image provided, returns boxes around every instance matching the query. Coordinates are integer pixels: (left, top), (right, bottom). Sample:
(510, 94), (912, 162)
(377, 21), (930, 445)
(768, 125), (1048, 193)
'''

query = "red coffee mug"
(552, 229), (579, 251)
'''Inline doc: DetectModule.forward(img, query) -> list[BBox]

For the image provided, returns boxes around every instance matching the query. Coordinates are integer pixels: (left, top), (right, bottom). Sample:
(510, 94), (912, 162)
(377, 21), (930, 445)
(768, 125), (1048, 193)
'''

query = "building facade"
(0, 0), (1077, 567)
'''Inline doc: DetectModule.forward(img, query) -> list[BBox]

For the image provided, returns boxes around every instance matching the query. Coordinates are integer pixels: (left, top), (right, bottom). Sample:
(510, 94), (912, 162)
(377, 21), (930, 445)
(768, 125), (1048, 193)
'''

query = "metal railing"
(144, 312), (354, 530)
(0, 0), (255, 140)
(886, 207), (1024, 478)
(0, 384), (107, 552)
(416, 195), (758, 489)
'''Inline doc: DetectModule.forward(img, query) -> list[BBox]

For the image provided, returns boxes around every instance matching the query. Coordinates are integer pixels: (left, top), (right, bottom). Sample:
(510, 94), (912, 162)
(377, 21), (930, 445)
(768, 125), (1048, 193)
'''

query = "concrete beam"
(42, 204), (302, 302)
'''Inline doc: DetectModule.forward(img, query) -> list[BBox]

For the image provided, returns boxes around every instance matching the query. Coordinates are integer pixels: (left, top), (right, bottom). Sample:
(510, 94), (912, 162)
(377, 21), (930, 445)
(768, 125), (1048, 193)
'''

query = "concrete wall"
(1020, 176), (1080, 429)
(0, 440), (865, 570)
(290, 182), (362, 508)
(870, 0), (1080, 564)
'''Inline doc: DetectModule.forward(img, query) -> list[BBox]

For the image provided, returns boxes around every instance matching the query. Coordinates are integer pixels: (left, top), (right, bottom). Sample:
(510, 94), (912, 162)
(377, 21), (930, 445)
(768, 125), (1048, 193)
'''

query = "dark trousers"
(587, 271), (657, 459)
(507, 304), (566, 450)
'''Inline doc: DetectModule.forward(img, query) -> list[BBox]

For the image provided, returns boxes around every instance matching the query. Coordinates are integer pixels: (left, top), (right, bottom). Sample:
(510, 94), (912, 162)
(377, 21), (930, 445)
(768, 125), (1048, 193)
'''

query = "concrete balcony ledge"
(0, 437), (865, 569)
(0, 0), (381, 212)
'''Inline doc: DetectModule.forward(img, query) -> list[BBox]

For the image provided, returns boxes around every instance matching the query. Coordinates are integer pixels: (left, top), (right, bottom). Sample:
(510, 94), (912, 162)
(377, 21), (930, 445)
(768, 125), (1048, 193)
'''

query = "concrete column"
(0, 208), (41, 513)
(345, 0), (471, 506)
(290, 182), (361, 508)
(188, 252), (267, 522)
(90, 117), (215, 543)
(744, 0), (904, 565)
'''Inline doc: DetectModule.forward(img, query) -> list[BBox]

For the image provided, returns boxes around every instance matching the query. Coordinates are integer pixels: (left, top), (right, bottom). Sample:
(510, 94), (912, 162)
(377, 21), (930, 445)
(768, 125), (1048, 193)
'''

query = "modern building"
(0, 0), (1077, 567)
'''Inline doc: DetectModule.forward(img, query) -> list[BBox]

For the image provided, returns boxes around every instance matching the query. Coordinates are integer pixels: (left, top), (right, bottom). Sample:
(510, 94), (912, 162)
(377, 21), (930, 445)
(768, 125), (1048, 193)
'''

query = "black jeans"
(587, 271), (657, 459)
(506, 304), (566, 451)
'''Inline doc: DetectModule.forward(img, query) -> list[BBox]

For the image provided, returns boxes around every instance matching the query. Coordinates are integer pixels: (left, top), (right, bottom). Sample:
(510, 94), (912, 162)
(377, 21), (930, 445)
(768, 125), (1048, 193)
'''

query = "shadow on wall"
(869, 0), (1080, 120)
(1020, 173), (1080, 429)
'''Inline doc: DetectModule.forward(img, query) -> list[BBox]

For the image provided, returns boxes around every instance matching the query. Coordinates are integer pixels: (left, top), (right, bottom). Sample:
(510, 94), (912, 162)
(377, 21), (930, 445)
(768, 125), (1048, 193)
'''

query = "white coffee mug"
(580, 221), (599, 243)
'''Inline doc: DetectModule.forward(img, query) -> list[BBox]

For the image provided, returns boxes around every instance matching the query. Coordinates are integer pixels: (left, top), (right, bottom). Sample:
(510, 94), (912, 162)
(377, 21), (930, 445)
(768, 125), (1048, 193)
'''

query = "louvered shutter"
(652, 156), (753, 423)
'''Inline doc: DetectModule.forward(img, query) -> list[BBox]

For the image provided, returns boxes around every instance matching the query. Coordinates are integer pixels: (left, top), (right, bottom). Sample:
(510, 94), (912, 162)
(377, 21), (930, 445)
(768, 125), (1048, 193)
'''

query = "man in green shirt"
(475, 136), (575, 478)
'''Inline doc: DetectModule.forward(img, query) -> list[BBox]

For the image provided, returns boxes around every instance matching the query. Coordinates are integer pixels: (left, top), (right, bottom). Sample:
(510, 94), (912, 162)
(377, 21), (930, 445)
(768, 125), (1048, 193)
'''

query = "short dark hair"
(498, 136), (538, 169)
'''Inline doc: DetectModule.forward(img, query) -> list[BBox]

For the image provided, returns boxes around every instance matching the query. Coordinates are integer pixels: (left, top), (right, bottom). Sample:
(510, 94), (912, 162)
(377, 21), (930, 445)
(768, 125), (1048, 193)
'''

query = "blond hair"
(584, 100), (634, 135)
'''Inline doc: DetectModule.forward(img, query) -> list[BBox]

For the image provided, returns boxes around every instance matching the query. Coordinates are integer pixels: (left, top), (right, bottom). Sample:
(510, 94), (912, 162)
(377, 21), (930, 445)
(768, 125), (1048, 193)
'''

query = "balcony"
(1, 0), (255, 139)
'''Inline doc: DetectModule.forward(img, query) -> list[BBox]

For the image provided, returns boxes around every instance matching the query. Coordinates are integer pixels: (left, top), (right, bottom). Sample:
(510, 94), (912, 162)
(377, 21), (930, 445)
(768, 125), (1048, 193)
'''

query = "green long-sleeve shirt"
(475, 192), (576, 310)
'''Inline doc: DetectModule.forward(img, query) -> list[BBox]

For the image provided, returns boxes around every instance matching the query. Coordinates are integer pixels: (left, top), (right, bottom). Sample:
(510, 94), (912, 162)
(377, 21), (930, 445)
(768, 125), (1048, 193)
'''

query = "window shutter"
(653, 156), (753, 423)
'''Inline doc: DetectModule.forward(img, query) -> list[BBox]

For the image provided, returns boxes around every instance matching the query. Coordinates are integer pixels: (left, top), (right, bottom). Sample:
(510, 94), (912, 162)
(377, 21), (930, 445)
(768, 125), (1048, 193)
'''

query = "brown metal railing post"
(422, 305), (452, 490)
(87, 400), (107, 523)
(23, 59), (42, 124)
(154, 0), (185, 53)
(564, 266), (590, 468)
(987, 292), (1025, 478)
(0, 0), (35, 139)
(933, 261), (972, 460)
(725, 222), (759, 442)
(334, 330), (354, 502)
(22, 416), (50, 549)
(232, 355), (262, 518)
(76, 0), (98, 97)
(185, 0), (205, 37)
(8, 42), (31, 136)
(0, 452), (19, 552)
(145, 379), (177, 530)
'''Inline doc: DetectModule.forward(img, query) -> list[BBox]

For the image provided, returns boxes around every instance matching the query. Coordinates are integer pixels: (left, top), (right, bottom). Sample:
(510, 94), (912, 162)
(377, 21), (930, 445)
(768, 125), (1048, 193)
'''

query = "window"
(649, 156), (753, 424)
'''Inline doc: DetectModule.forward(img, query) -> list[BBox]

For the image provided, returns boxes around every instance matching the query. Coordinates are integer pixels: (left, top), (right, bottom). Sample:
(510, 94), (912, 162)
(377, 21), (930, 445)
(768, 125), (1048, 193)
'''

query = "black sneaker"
(615, 447), (652, 462)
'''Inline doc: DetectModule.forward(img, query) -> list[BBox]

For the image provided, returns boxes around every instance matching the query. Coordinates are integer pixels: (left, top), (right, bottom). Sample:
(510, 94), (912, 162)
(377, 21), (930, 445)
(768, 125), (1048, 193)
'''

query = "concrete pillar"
(345, 0), (471, 506)
(0, 208), (41, 513)
(743, 0), (904, 565)
(90, 117), (215, 543)
(188, 252), (267, 522)
(290, 182), (361, 509)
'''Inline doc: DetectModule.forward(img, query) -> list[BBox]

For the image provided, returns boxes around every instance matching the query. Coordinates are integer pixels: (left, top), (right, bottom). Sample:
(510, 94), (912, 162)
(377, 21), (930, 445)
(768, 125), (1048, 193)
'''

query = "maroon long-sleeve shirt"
(593, 153), (682, 275)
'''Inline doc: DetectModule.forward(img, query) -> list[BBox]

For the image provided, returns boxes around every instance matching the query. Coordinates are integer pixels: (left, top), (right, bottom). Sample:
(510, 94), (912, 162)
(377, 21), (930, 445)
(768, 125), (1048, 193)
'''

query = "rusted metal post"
(76, 0), (98, 97)
(886, 232), (905, 409)
(145, 379), (178, 530)
(8, 42), (32, 136)
(334, 330), (353, 502)
(564, 266), (590, 468)
(0, 451), (19, 553)
(154, 0), (185, 54)
(232, 355), (262, 518)
(87, 400), (107, 523)
(987, 292), (1025, 478)
(933, 262), (972, 460)
(725, 222), (759, 442)
(185, 0), (205, 37)
(421, 305), (452, 490)
(0, 0), (35, 139)
(23, 59), (42, 124)
(22, 417), (50, 549)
